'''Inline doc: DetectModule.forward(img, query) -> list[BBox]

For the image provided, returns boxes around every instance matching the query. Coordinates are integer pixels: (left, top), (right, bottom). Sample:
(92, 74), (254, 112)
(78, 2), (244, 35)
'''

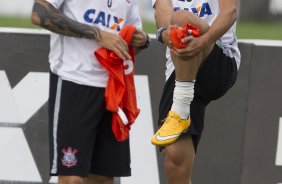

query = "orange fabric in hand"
(94, 25), (140, 142)
(170, 24), (201, 49)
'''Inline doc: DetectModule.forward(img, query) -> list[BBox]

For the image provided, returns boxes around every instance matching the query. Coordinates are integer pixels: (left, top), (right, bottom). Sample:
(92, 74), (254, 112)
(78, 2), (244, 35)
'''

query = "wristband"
(139, 34), (151, 49)
(156, 27), (166, 43)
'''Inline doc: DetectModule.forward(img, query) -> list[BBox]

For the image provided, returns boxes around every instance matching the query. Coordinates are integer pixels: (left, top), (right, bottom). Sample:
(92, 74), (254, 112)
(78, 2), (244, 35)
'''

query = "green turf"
(144, 21), (282, 40)
(236, 21), (282, 40)
(0, 17), (38, 29)
(1, 17), (282, 40)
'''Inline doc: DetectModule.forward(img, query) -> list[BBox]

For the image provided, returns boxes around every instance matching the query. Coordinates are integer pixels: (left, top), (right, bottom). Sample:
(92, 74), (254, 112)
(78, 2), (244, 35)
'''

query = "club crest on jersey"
(174, 2), (212, 17)
(84, 9), (124, 31)
(62, 147), (78, 168)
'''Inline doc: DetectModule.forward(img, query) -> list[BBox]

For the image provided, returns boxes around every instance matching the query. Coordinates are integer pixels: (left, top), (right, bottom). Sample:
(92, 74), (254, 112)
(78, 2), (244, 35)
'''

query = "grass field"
(1, 17), (282, 40)
(145, 20), (282, 40)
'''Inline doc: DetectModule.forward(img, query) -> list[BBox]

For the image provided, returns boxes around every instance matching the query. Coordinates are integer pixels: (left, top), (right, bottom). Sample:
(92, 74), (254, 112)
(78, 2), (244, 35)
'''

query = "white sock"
(171, 80), (195, 119)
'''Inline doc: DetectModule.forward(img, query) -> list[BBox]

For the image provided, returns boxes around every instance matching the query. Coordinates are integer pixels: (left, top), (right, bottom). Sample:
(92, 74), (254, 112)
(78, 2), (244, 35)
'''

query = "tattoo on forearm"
(32, 0), (102, 40)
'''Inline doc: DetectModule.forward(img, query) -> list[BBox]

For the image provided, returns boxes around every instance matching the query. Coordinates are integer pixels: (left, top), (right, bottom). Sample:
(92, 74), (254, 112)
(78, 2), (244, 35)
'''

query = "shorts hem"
(50, 171), (88, 177)
(91, 169), (131, 177)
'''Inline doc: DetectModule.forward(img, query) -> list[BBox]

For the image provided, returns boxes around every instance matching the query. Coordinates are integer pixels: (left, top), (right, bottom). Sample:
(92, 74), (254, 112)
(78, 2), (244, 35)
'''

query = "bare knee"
(170, 10), (210, 34)
(162, 138), (195, 182)
(164, 150), (192, 176)
(164, 158), (192, 184)
(58, 176), (86, 184)
(171, 10), (195, 27)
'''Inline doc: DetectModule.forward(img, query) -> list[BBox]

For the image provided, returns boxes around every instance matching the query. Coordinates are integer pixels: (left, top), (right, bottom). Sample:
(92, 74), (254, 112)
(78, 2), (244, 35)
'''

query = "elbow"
(230, 6), (238, 23)
(222, 4), (238, 23)
(154, 11), (172, 28)
(154, 12), (163, 28)
(31, 12), (41, 26)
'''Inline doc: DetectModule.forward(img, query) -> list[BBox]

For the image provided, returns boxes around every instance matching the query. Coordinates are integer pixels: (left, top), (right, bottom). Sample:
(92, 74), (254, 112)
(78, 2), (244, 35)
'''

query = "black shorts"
(158, 44), (238, 151)
(48, 72), (131, 177)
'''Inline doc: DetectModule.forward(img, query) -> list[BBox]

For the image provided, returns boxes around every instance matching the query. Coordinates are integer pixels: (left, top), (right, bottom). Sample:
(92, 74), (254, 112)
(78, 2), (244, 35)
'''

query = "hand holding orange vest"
(170, 24), (201, 49)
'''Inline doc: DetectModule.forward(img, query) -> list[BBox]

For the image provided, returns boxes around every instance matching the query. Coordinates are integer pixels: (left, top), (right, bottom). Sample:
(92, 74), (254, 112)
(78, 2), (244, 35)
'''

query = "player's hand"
(162, 25), (177, 48)
(98, 30), (131, 60)
(171, 35), (208, 57)
(131, 28), (147, 48)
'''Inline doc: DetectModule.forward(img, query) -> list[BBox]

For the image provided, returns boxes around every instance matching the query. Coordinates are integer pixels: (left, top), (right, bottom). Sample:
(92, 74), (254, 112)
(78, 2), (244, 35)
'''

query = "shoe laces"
(162, 115), (182, 131)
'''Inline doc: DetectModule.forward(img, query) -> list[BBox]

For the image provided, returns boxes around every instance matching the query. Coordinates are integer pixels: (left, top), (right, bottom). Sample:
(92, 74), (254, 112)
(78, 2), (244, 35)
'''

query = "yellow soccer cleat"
(151, 111), (191, 146)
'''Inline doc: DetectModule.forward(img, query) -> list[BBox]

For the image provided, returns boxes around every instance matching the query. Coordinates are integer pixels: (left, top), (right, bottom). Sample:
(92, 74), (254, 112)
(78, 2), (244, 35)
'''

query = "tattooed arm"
(31, 0), (131, 59)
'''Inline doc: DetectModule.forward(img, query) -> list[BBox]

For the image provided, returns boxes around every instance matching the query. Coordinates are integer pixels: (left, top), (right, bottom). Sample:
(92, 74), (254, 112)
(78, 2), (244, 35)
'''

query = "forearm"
(154, 0), (174, 28)
(31, 0), (102, 41)
(202, 2), (238, 45)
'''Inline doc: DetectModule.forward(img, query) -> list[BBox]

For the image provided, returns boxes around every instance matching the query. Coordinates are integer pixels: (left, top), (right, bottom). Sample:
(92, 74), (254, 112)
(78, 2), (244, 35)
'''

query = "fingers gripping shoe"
(151, 111), (191, 146)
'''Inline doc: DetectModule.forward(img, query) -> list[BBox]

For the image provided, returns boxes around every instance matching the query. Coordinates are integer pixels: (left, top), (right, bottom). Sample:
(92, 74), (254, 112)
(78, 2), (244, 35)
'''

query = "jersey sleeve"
(124, 0), (142, 29)
(45, 0), (64, 9)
